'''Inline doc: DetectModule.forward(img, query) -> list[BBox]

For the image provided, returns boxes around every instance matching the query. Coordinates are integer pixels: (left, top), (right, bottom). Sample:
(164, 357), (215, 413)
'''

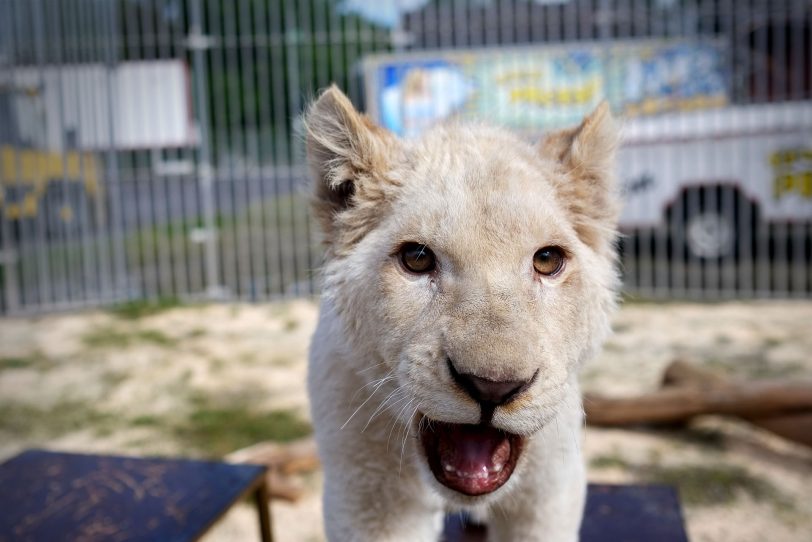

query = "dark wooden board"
(443, 484), (689, 542)
(0, 449), (267, 542)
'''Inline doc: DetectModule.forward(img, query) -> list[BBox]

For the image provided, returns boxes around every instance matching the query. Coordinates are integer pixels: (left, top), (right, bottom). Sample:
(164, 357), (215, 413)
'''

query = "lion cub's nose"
(447, 358), (536, 406)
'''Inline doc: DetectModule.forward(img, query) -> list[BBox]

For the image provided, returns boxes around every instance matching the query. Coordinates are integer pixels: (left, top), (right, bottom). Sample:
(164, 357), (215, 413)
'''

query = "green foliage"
(0, 355), (42, 370)
(590, 452), (790, 508)
(0, 400), (115, 439)
(647, 463), (787, 507)
(176, 406), (312, 458)
(589, 453), (629, 470)
(110, 298), (183, 320)
(82, 326), (177, 349)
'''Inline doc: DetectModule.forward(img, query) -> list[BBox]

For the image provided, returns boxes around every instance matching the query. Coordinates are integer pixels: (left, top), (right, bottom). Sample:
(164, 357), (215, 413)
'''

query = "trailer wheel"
(666, 185), (758, 261)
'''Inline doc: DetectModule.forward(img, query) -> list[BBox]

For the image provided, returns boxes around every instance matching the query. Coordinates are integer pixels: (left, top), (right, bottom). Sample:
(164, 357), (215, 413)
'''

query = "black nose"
(447, 358), (536, 406)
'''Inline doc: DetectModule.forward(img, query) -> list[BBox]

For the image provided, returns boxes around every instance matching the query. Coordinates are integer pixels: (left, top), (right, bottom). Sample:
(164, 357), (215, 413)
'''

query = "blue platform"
(442, 483), (689, 542)
(0, 449), (272, 542)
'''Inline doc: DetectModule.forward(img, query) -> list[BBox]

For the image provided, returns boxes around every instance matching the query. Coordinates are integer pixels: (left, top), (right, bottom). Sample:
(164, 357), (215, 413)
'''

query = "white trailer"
(619, 101), (812, 259)
(3, 60), (197, 152)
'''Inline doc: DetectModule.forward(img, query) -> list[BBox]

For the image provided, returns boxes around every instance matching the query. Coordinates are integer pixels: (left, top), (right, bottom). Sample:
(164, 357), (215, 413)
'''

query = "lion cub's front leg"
(317, 420), (445, 541)
(321, 471), (444, 541)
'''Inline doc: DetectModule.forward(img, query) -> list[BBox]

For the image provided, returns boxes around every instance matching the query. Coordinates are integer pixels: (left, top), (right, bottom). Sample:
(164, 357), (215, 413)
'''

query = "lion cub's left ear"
(304, 85), (400, 252)
(539, 102), (620, 256)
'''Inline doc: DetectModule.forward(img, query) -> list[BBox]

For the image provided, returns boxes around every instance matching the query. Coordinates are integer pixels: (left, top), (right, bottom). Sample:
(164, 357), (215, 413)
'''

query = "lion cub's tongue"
(436, 423), (511, 494)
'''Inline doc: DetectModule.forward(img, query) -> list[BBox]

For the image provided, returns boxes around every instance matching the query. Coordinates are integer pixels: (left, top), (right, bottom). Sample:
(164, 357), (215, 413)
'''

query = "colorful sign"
(772, 148), (812, 199)
(364, 39), (728, 137)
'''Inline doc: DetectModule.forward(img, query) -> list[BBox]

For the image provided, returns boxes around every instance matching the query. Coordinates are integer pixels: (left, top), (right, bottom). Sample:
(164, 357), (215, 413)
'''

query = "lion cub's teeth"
(443, 462), (455, 472)
(489, 463), (504, 473)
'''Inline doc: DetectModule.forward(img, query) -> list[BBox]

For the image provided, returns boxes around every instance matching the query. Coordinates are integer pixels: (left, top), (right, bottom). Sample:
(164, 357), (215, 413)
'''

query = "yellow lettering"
(774, 174), (794, 198)
(802, 172), (812, 198)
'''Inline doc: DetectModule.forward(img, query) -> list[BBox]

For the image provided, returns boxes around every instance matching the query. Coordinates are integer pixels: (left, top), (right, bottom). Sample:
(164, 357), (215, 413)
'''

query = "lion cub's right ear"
(304, 85), (400, 251)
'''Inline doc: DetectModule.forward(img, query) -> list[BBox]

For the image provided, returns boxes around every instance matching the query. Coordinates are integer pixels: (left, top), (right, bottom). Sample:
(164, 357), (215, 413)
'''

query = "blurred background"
(1, 1), (811, 541)
(0, 0), (810, 314)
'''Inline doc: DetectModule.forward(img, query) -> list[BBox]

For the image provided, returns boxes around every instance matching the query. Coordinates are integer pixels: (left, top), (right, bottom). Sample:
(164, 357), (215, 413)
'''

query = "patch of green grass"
(716, 334), (733, 345)
(283, 318), (299, 332)
(131, 414), (160, 427)
(187, 327), (207, 339)
(590, 453), (629, 470)
(0, 354), (46, 370)
(110, 297), (182, 320)
(82, 326), (176, 349)
(0, 400), (115, 438)
(270, 355), (297, 367)
(590, 452), (789, 508)
(612, 322), (632, 334)
(82, 327), (135, 349)
(100, 371), (128, 389)
(208, 357), (226, 372)
(677, 427), (727, 450)
(175, 406), (312, 458)
(763, 336), (783, 348)
(136, 329), (177, 347)
(646, 463), (787, 507)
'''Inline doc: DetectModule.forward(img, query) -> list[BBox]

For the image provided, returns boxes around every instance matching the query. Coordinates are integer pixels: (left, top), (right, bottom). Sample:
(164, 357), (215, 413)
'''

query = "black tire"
(666, 185), (759, 262)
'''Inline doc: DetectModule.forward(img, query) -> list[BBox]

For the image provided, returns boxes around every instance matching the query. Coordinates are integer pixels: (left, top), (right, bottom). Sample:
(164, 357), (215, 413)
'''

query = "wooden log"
(749, 413), (812, 447)
(266, 471), (305, 503)
(661, 359), (728, 388)
(227, 438), (320, 502)
(583, 380), (812, 426)
(227, 437), (320, 474)
(660, 359), (812, 447)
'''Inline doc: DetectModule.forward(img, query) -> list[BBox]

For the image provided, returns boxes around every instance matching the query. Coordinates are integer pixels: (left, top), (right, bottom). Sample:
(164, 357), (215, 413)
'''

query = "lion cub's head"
(306, 86), (620, 499)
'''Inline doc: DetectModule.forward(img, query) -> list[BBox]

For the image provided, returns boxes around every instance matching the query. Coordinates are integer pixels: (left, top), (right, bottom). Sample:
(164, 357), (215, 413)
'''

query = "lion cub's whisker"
(340, 374), (395, 430)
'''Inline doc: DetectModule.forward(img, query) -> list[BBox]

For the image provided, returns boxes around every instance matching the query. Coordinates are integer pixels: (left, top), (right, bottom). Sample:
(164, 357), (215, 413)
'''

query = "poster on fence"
(363, 39), (728, 137)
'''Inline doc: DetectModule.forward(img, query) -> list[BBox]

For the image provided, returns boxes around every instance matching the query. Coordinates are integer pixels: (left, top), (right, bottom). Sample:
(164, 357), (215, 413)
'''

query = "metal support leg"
(254, 480), (273, 542)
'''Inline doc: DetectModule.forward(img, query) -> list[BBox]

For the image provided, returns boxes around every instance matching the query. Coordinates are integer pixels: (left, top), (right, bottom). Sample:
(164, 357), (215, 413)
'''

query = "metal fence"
(0, 0), (810, 315)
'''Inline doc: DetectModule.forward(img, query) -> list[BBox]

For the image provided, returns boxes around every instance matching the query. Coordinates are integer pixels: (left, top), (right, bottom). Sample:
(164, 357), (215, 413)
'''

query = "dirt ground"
(1, 300), (810, 542)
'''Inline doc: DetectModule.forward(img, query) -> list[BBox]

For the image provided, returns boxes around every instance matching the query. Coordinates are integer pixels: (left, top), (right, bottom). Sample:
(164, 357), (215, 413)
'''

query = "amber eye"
(533, 246), (566, 276)
(398, 243), (436, 274)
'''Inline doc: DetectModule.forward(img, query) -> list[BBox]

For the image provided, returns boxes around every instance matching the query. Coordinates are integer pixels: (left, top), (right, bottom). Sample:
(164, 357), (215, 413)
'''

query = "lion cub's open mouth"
(419, 419), (524, 496)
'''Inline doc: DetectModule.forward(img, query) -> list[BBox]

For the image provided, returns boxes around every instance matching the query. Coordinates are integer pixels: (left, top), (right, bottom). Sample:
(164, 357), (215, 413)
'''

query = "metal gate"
(1, 0), (810, 315)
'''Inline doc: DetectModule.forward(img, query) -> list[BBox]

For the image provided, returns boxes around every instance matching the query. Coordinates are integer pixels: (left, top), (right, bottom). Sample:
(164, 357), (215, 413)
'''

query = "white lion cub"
(305, 85), (620, 542)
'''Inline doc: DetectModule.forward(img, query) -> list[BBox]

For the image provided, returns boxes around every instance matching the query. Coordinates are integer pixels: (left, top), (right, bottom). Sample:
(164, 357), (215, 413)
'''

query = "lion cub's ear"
(539, 101), (620, 256)
(304, 85), (400, 251)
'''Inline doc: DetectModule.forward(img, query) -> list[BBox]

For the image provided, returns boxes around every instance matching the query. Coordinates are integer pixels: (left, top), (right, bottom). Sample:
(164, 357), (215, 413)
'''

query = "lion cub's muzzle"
(418, 359), (538, 496)
(447, 358), (539, 419)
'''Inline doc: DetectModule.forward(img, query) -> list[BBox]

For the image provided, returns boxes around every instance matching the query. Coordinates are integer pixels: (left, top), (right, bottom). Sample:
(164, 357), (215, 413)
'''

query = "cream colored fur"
(305, 85), (620, 542)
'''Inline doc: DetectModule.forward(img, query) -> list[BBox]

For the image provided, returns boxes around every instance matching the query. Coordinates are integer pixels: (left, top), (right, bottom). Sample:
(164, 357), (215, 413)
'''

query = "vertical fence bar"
(772, 0), (789, 296)
(283, 0), (303, 296)
(104, 0), (128, 303)
(30, 0), (53, 309)
(253, 0), (278, 299)
(753, 0), (771, 296)
(222, 0), (249, 300)
(737, 0), (755, 298)
(189, 0), (221, 300)
(1, 0), (21, 313)
(792, 0), (811, 296)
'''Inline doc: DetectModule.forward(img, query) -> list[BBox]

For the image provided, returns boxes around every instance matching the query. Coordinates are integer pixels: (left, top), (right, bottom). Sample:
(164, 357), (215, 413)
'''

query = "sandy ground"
(1, 300), (811, 541)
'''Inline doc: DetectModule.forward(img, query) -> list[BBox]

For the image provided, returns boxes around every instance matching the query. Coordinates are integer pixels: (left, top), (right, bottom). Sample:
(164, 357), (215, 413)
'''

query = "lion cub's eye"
(398, 243), (436, 274)
(533, 246), (566, 276)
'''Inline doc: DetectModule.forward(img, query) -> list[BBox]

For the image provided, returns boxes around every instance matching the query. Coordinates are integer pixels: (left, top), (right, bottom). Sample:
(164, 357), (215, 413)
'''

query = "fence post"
(102, 0), (127, 303)
(189, 0), (221, 300)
